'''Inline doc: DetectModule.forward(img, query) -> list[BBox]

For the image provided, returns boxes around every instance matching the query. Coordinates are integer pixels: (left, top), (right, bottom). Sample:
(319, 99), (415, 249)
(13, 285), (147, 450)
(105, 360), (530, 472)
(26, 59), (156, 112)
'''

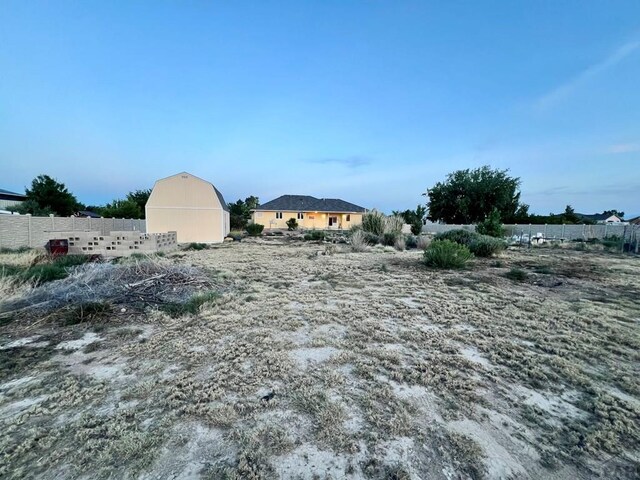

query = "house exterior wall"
(0, 198), (23, 209)
(146, 173), (228, 243)
(252, 211), (363, 230)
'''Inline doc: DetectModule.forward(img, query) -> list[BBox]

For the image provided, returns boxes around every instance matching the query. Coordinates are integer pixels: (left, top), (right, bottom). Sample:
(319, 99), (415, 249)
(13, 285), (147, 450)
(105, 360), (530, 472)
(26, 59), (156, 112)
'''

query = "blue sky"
(1, 1), (639, 216)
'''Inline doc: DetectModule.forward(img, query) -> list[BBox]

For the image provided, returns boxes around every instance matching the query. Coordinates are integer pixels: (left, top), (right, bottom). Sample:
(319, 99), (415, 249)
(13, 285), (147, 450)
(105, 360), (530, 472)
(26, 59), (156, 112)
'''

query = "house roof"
(0, 188), (26, 199)
(577, 213), (622, 222)
(627, 216), (640, 225)
(75, 210), (101, 218)
(254, 195), (366, 213)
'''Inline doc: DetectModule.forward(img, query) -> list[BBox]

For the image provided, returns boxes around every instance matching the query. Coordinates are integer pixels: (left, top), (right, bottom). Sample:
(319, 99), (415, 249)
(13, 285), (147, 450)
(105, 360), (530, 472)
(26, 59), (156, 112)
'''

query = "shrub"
(350, 230), (368, 252)
(246, 223), (265, 236)
(468, 236), (506, 257)
(384, 215), (404, 234)
(423, 240), (473, 269)
(394, 236), (406, 251)
(382, 231), (400, 246)
(410, 220), (423, 236)
(435, 229), (478, 246)
(363, 232), (380, 245)
(416, 235), (430, 250)
(184, 242), (208, 251)
(303, 230), (325, 241)
(476, 208), (505, 238)
(505, 267), (528, 282)
(286, 218), (298, 231)
(161, 291), (220, 318)
(361, 210), (385, 236)
(7, 255), (91, 285)
(404, 235), (417, 249)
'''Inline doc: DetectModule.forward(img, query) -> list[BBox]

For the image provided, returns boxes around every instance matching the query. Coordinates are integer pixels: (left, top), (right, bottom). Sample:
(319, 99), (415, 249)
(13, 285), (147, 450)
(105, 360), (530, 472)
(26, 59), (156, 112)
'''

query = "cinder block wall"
(0, 215), (146, 250)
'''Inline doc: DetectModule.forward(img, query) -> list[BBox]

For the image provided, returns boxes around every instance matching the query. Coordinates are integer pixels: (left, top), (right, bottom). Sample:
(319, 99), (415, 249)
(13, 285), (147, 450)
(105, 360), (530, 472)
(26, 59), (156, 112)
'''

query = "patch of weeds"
(0, 345), (55, 378)
(505, 267), (528, 282)
(112, 328), (144, 340)
(61, 301), (113, 325)
(361, 458), (411, 479)
(183, 242), (209, 251)
(160, 290), (220, 317)
(304, 230), (326, 241)
(83, 341), (104, 354)
(532, 265), (552, 274)
(445, 431), (487, 480)
(0, 246), (31, 254)
(490, 260), (504, 268)
(2, 254), (91, 285)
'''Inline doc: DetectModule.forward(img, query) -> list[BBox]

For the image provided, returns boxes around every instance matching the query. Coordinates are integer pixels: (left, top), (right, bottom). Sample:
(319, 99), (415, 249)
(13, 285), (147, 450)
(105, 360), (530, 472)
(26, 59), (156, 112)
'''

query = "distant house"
(0, 188), (26, 210)
(628, 216), (640, 225)
(75, 210), (101, 218)
(577, 213), (623, 224)
(252, 195), (366, 230)
(146, 172), (230, 243)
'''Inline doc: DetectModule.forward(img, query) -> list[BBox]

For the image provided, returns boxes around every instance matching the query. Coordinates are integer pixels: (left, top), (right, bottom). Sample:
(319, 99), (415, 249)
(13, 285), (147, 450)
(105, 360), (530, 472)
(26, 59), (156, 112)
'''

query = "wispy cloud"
(607, 143), (640, 154)
(306, 156), (372, 168)
(535, 40), (640, 111)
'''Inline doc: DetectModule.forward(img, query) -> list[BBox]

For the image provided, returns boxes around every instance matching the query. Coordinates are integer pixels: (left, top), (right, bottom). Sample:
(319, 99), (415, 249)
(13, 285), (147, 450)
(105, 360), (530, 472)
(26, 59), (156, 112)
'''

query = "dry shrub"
(350, 230), (368, 252)
(384, 215), (404, 234)
(394, 236), (406, 251)
(416, 235), (430, 250)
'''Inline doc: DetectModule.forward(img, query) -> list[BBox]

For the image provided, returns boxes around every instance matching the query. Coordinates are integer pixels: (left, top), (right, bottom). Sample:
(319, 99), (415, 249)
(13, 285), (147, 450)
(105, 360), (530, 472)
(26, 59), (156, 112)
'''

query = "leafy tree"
(425, 166), (529, 224)
(602, 209), (624, 219)
(561, 205), (580, 224)
(476, 208), (505, 237)
(229, 196), (260, 230)
(8, 199), (55, 216)
(126, 189), (151, 216)
(100, 199), (142, 219)
(18, 174), (81, 216)
(393, 205), (427, 235)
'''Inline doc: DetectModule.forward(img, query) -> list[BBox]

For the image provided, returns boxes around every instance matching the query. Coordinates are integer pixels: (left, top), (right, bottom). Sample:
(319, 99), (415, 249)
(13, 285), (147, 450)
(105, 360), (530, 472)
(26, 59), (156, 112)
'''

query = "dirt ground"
(1, 239), (639, 479)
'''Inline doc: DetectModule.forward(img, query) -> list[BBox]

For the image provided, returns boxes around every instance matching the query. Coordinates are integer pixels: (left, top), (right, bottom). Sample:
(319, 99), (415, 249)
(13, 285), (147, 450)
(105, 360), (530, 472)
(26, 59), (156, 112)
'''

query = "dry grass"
(0, 242), (638, 479)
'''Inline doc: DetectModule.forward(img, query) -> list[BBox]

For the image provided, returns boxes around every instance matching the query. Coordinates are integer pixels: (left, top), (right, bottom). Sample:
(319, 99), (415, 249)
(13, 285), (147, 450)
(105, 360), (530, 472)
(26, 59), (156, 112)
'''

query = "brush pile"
(0, 258), (220, 321)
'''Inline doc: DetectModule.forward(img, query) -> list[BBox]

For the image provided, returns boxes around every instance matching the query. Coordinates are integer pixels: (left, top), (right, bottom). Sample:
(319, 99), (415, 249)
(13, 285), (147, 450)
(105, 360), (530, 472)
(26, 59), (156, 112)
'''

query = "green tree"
(561, 205), (580, 224)
(126, 189), (152, 217)
(476, 208), (505, 237)
(425, 166), (529, 224)
(17, 174), (81, 216)
(100, 199), (143, 219)
(228, 196), (260, 230)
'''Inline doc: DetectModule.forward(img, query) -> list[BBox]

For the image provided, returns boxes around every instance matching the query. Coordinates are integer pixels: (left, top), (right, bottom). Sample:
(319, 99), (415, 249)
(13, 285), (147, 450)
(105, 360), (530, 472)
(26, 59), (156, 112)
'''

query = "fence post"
(621, 225), (627, 254)
(561, 224), (565, 241)
(604, 223), (608, 238)
(28, 214), (32, 248)
(544, 224), (547, 240)
(88, 217), (92, 231)
(72, 215), (75, 231)
(50, 213), (55, 231)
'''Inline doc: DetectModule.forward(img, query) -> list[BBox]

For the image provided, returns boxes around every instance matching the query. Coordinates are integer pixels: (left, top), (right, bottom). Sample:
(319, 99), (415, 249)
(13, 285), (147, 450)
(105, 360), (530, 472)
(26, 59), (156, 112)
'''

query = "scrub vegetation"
(0, 240), (638, 479)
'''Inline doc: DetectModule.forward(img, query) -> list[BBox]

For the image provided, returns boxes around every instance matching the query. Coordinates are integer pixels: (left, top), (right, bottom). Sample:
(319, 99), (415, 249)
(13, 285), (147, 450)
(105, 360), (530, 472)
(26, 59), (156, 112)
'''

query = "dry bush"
(394, 236), (406, 251)
(416, 235), (430, 250)
(384, 215), (404, 234)
(350, 230), (368, 252)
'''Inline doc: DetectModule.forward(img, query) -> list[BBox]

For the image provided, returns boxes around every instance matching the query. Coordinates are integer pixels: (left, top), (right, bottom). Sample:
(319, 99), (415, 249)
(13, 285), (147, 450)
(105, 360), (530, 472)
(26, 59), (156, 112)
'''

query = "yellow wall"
(252, 211), (363, 230)
(146, 172), (230, 243)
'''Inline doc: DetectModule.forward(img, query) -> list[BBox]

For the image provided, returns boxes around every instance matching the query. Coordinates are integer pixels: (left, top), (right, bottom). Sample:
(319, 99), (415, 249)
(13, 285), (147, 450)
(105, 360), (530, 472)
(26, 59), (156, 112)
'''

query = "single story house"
(252, 195), (366, 230)
(628, 216), (640, 225)
(146, 172), (230, 243)
(578, 213), (624, 224)
(0, 188), (26, 210)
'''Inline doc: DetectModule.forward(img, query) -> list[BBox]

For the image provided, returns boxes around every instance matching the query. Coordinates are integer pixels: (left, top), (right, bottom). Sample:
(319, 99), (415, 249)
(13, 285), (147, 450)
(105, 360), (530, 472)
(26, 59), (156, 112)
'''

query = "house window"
(276, 212), (283, 219)
(346, 214), (351, 222)
(297, 212), (304, 220)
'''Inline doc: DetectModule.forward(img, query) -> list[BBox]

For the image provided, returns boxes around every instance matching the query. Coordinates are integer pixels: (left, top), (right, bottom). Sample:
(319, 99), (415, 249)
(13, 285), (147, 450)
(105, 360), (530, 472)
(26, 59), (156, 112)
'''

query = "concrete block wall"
(52, 231), (177, 257)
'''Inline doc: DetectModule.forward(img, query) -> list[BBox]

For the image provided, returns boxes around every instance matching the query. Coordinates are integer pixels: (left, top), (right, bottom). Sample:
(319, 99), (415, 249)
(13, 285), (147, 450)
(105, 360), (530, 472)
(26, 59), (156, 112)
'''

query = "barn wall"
(146, 173), (227, 243)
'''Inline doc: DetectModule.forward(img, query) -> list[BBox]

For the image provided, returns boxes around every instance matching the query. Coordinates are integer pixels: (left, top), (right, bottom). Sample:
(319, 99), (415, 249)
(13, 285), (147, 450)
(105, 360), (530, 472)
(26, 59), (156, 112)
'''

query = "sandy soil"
(1, 239), (639, 479)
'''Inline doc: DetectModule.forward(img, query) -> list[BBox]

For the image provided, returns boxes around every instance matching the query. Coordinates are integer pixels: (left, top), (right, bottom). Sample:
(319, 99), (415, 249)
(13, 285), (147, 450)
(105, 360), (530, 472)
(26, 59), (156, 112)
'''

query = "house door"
(328, 216), (338, 228)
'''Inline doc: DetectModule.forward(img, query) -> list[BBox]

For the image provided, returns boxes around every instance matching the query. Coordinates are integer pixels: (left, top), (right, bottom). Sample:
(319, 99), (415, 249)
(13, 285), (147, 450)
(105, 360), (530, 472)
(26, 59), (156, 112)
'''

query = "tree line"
(9, 174), (150, 219)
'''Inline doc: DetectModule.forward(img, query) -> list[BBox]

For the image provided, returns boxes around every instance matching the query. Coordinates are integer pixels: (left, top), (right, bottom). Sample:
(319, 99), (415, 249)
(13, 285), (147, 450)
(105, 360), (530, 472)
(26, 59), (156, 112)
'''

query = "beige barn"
(146, 172), (230, 243)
